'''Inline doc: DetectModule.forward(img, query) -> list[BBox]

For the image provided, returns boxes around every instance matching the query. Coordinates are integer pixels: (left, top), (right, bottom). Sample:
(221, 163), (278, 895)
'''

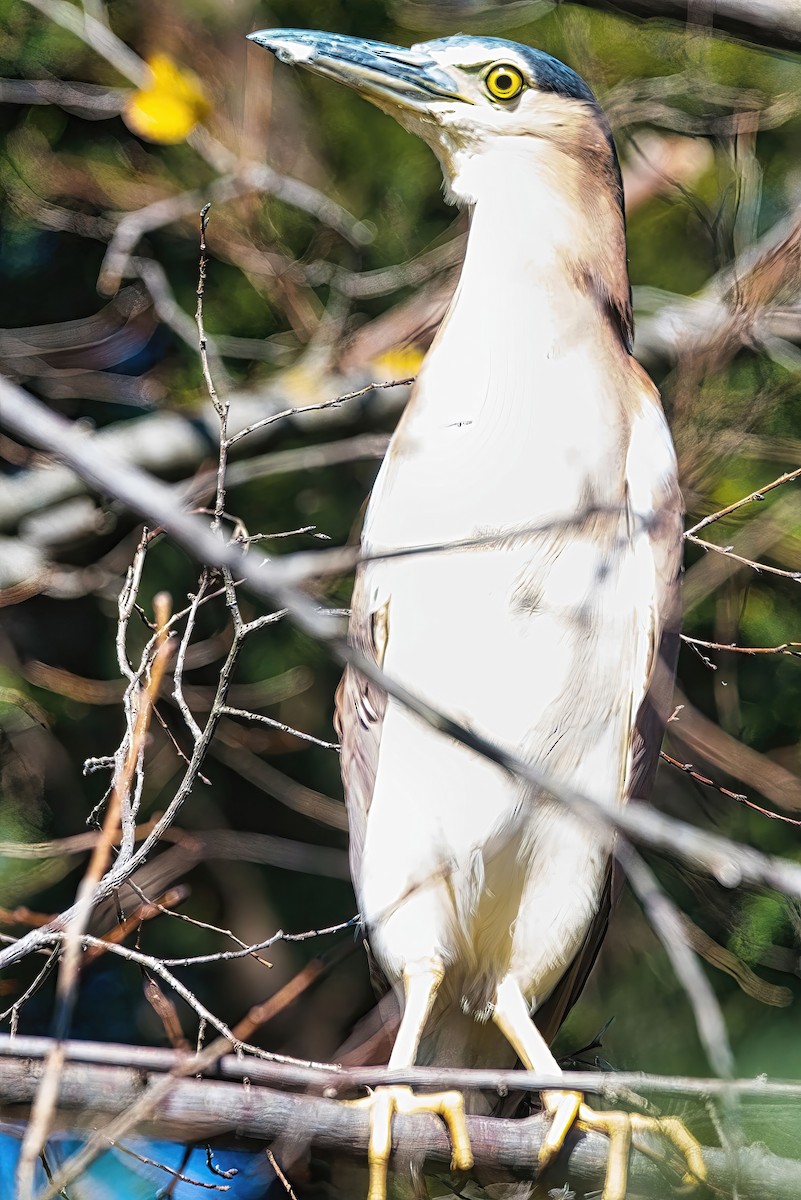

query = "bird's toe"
(630, 1112), (708, 1187)
(576, 1103), (706, 1200)
(349, 1085), (474, 1200)
(538, 1089), (583, 1169)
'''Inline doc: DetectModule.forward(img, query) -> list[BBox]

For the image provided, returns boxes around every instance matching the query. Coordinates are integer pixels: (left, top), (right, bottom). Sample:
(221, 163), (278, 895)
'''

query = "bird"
(249, 27), (705, 1200)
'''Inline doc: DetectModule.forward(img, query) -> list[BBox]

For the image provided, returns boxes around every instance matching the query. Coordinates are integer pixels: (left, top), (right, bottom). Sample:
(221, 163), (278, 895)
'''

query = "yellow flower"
(371, 346), (425, 378)
(124, 54), (211, 144)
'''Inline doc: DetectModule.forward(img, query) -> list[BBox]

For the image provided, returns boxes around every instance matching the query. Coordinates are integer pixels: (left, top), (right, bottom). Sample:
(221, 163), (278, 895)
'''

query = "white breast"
(352, 150), (678, 998)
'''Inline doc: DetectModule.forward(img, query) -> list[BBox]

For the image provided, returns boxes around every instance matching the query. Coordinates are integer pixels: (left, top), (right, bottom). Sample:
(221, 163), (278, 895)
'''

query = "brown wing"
(534, 630), (679, 1046)
(535, 407), (683, 1047)
(334, 576), (387, 884)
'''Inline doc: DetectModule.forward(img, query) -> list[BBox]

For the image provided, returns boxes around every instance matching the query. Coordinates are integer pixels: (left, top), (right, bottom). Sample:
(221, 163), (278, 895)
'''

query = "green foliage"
(1, 2), (800, 1167)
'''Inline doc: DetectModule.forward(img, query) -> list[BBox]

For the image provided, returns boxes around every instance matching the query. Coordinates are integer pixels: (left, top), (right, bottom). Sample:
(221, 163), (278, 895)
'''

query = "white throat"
(423, 141), (623, 409)
(362, 140), (630, 550)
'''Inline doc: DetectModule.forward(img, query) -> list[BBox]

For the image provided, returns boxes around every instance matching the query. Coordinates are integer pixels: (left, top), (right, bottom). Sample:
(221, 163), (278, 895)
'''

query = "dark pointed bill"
(247, 29), (467, 111)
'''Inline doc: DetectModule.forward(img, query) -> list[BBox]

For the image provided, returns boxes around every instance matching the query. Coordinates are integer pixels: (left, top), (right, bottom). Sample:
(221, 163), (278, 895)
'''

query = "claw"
(630, 1113), (708, 1188)
(348, 1085), (473, 1200)
(538, 1091), (706, 1200)
(539, 1090), (582, 1168)
(577, 1105), (633, 1200)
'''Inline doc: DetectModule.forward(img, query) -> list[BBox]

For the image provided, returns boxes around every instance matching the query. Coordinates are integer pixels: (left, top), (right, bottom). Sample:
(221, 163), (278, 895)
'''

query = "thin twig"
(661, 750), (801, 826)
(219, 705), (339, 751)
(2, 950), (59, 1036)
(172, 577), (208, 744)
(14, 591), (174, 1200)
(616, 842), (734, 1081)
(126, 880), (273, 969)
(195, 205), (227, 532)
(111, 1140), (229, 1191)
(681, 634), (801, 658)
(32, 955), (342, 1200)
(245, 526), (331, 543)
(660, 750), (747, 801)
(685, 467), (801, 536)
(684, 531), (801, 581)
(266, 1149), (298, 1199)
(83, 886), (188, 965)
(152, 916), (358, 968)
(225, 378), (414, 447)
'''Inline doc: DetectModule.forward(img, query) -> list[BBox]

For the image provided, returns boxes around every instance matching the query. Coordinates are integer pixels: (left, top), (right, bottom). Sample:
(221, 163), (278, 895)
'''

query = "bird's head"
(247, 30), (620, 210)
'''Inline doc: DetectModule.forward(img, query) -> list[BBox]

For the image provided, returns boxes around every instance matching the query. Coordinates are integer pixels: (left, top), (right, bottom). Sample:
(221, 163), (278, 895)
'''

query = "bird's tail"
(419, 1001), (518, 1116)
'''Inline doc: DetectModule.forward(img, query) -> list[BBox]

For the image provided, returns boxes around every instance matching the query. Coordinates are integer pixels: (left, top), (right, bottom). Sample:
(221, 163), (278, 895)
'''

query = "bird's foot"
(539, 1090), (706, 1200)
(348, 1085), (473, 1200)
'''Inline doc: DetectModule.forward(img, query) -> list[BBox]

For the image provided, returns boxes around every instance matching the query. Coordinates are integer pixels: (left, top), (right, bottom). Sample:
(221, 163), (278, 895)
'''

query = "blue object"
(0, 1126), (275, 1199)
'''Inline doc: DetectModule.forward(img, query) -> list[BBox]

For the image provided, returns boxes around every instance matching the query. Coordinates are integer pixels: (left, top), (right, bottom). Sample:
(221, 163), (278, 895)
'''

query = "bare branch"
(219, 706), (339, 751)
(21, 0), (149, 86)
(225, 378), (414, 449)
(6, 1034), (801, 1103)
(412, 0), (801, 55)
(564, 0), (801, 55)
(684, 530), (801, 582)
(14, 591), (174, 1199)
(685, 466), (801, 532)
(0, 78), (126, 115)
(0, 1045), (799, 1200)
(615, 843), (734, 1079)
(0, 824), (348, 878)
(681, 635), (801, 659)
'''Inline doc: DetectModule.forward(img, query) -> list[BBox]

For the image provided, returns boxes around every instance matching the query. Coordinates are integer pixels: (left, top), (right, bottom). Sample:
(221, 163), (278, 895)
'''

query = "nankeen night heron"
(249, 27), (704, 1200)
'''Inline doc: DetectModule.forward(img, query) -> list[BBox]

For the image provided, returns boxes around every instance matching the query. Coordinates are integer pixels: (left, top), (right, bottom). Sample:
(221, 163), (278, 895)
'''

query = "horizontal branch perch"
(3, 1035), (801, 1103)
(1, 1046), (799, 1199)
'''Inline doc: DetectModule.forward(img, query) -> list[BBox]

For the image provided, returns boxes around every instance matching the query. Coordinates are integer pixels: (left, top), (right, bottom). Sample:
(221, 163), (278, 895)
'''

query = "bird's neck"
(432, 138), (632, 368)
(370, 140), (636, 542)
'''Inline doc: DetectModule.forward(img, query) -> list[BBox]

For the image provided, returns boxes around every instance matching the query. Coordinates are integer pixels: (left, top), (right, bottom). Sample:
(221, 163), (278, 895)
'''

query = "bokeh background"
(1, 0), (801, 1181)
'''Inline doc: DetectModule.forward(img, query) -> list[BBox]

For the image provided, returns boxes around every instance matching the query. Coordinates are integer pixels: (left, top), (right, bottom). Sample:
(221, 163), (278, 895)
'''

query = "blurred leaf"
(123, 54), (210, 144)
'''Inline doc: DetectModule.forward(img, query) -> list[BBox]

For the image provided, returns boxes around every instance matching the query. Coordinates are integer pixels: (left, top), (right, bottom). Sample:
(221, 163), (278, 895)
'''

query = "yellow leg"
(349, 961), (473, 1200)
(492, 975), (706, 1200)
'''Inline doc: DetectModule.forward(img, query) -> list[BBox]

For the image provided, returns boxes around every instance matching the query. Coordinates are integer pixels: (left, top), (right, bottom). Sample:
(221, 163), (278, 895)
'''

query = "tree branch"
(0, 1046), (798, 1199)
(569, 0), (801, 55)
(412, 0), (801, 55)
(0, 376), (409, 537)
(6, 1034), (801, 1102)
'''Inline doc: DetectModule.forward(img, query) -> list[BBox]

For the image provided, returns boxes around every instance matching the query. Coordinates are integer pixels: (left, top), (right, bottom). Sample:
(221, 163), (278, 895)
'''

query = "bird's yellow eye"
(485, 63), (524, 102)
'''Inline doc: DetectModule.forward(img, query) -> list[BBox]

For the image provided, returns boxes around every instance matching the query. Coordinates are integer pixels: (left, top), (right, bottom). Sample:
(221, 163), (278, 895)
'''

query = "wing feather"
(334, 578), (387, 884)
(536, 373), (683, 1045)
